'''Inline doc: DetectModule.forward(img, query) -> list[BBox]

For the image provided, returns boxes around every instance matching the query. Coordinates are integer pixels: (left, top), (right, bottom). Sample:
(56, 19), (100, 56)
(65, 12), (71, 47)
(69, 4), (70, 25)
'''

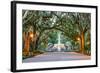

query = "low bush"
(23, 50), (44, 59)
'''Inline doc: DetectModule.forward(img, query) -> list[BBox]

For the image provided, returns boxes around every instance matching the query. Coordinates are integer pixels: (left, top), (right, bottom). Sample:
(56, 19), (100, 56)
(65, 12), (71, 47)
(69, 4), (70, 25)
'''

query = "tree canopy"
(22, 10), (91, 55)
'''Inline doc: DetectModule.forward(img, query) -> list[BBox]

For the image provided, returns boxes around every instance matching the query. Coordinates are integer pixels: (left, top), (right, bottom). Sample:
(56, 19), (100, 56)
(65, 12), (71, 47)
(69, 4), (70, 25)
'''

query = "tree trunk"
(80, 32), (85, 54)
(23, 34), (30, 55)
(34, 31), (43, 50)
(34, 36), (40, 50)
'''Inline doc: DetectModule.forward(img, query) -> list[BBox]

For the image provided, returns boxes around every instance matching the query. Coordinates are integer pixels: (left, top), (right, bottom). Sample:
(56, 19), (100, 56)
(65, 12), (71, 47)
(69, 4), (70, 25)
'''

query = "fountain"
(58, 32), (61, 51)
(50, 32), (66, 52)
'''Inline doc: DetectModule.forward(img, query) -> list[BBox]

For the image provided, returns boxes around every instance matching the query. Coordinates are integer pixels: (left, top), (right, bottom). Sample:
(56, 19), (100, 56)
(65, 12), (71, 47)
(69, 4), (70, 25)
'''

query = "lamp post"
(77, 37), (80, 41)
(77, 37), (81, 52)
(30, 32), (33, 38)
(29, 32), (34, 39)
(29, 32), (34, 42)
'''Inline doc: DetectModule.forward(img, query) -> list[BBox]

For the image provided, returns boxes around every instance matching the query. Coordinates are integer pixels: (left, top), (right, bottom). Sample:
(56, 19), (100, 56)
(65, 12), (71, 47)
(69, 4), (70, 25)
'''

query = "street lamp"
(77, 37), (80, 41)
(77, 37), (80, 51)
(30, 32), (34, 38)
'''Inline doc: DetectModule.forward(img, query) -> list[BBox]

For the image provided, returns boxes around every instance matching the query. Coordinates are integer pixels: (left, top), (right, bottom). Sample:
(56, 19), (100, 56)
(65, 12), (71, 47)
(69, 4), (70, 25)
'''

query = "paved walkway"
(23, 52), (90, 63)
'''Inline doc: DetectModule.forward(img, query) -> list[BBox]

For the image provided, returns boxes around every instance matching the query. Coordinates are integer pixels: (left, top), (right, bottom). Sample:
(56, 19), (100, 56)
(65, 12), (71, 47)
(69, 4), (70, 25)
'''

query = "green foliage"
(48, 30), (58, 44)
(22, 10), (91, 53)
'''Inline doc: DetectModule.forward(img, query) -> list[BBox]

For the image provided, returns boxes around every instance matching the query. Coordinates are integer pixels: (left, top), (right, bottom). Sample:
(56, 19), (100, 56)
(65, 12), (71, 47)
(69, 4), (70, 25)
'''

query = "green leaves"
(22, 10), (91, 51)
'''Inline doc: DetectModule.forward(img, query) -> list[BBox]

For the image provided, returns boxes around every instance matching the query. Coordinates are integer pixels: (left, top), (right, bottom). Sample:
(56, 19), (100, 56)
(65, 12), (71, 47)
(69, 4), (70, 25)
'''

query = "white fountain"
(58, 32), (61, 52)
(52, 32), (66, 52)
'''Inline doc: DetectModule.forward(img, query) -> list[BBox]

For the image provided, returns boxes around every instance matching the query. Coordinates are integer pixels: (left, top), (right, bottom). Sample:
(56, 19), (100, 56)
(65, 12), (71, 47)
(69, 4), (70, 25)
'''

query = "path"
(23, 52), (90, 63)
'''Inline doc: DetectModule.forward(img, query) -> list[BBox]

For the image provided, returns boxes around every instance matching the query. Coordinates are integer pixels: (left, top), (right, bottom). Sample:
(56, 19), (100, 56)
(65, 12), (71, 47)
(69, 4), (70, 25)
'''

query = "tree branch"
(23, 13), (34, 25)
(22, 10), (28, 20)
